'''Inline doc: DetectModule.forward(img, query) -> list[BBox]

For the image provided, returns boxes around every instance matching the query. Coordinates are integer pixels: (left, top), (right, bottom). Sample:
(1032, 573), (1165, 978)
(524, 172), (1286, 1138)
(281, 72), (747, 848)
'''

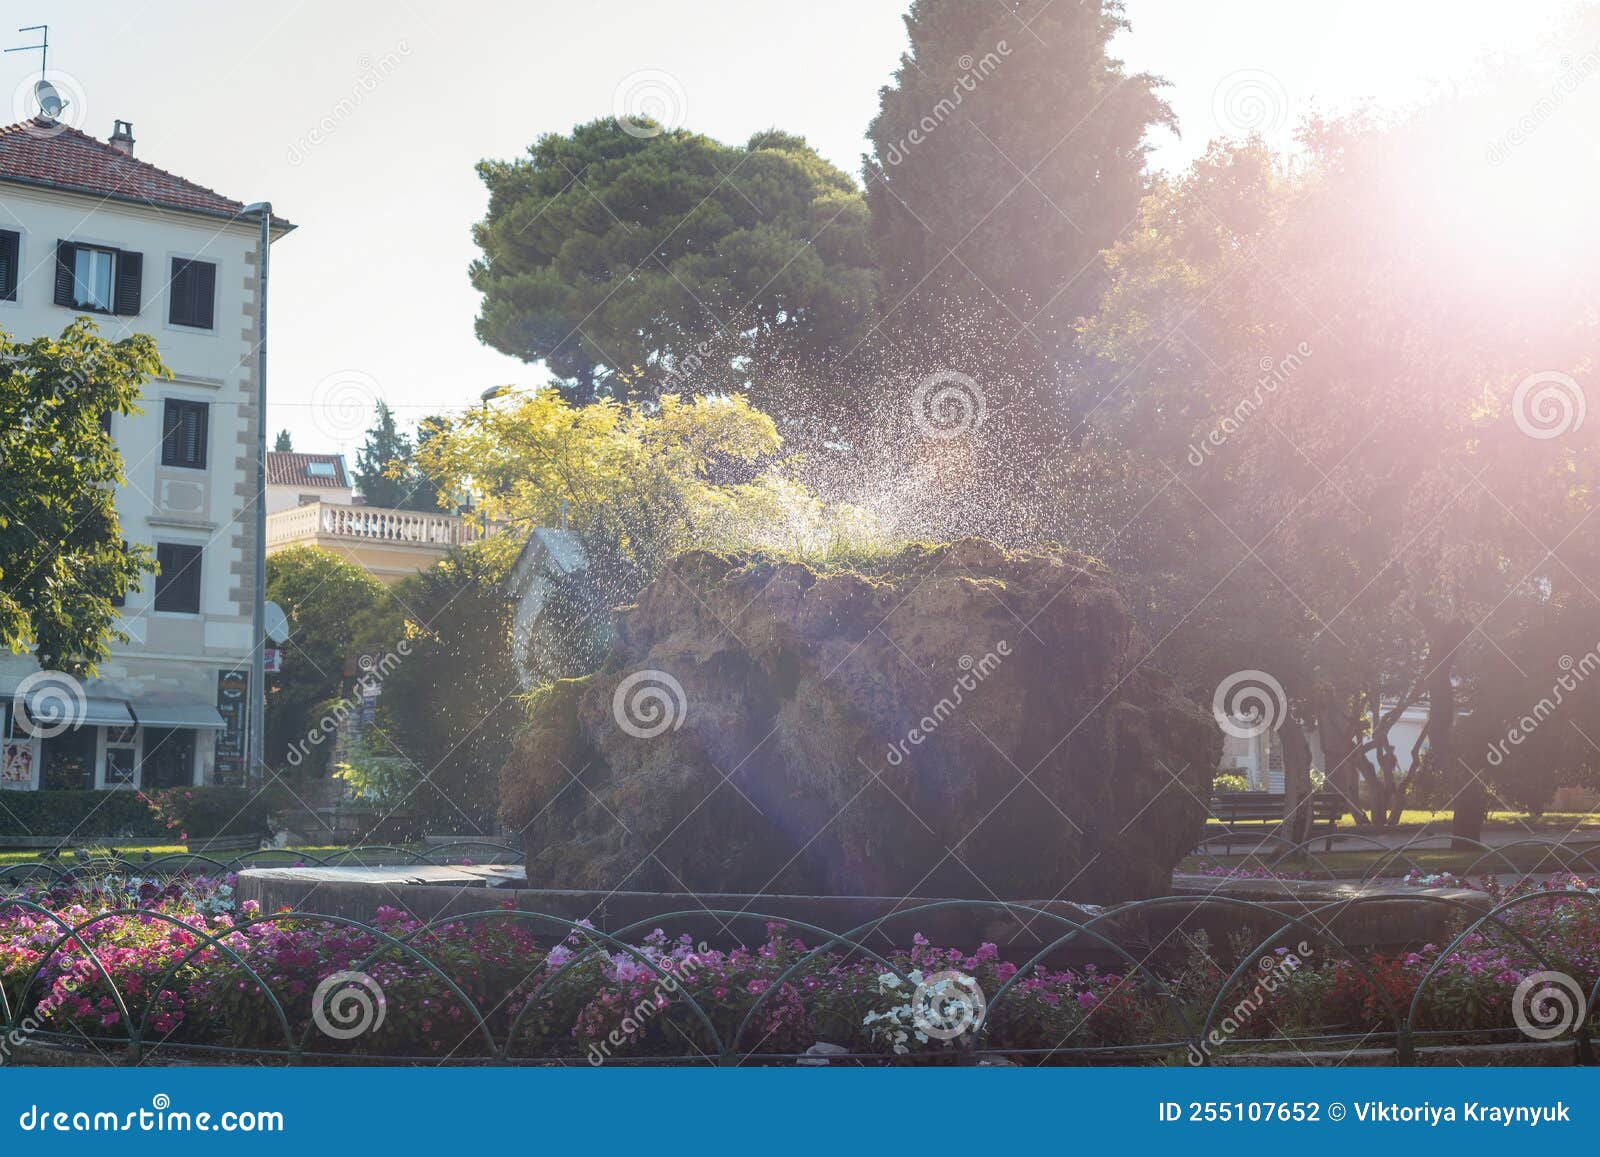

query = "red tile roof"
(0, 118), (292, 228)
(267, 452), (350, 489)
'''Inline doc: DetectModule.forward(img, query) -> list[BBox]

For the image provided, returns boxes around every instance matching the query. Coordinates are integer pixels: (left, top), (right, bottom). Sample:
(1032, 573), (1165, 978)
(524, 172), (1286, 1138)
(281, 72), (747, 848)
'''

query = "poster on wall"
(1, 741), (35, 788)
(215, 668), (249, 785)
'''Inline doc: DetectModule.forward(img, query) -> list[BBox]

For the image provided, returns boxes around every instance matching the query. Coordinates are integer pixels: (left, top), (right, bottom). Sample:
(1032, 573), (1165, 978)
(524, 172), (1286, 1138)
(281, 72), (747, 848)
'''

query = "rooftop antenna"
(5, 25), (63, 119)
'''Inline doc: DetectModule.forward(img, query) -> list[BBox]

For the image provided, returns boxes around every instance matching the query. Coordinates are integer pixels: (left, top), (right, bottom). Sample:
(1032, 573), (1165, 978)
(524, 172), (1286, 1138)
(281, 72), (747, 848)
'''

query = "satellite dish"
(33, 79), (66, 119)
(264, 600), (292, 645)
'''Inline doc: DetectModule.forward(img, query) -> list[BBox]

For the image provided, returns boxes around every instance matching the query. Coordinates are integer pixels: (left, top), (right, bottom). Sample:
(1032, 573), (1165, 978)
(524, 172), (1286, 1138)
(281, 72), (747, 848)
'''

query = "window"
(307, 461), (336, 478)
(168, 258), (216, 328)
(104, 726), (138, 787)
(2, 702), (35, 789)
(73, 246), (115, 310)
(110, 540), (129, 608)
(154, 542), (202, 614)
(41, 728), (95, 790)
(141, 728), (195, 789)
(0, 229), (17, 301)
(161, 399), (209, 468)
(54, 240), (142, 315)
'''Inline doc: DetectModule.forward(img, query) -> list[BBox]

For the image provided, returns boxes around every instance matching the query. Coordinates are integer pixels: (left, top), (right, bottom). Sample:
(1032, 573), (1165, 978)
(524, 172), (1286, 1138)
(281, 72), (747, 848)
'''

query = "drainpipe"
(243, 202), (271, 789)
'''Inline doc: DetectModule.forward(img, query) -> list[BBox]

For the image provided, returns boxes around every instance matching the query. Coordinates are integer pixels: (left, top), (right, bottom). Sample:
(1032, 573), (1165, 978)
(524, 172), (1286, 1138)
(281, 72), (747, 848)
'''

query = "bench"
(1204, 791), (1345, 852)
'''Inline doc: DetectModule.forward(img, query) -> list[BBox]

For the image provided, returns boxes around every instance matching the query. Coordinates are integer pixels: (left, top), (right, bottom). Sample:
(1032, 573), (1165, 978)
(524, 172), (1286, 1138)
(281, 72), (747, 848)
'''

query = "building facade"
(264, 450), (476, 585)
(265, 451), (353, 514)
(0, 116), (289, 792)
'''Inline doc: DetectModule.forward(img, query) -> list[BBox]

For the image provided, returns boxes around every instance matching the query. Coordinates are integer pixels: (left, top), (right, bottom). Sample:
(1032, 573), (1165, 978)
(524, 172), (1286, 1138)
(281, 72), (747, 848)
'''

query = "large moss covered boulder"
(502, 539), (1218, 902)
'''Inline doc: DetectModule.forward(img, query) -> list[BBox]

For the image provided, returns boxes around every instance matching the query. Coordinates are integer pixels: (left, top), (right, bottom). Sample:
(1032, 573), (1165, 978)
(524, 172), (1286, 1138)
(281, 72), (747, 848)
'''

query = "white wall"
(0, 178), (269, 789)
(265, 480), (353, 515)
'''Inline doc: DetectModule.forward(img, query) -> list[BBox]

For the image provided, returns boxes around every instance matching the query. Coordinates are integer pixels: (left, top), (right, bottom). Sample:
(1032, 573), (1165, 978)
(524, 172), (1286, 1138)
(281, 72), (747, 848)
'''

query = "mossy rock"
(501, 538), (1218, 901)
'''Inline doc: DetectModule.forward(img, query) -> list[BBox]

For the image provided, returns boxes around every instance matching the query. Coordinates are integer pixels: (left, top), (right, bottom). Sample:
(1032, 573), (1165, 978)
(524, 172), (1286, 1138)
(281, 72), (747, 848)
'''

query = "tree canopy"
(352, 400), (450, 512)
(0, 320), (161, 672)
(1081, 79), (1600, 835)
(864, 0), (1172, 362)
(471, 120), (877, 416)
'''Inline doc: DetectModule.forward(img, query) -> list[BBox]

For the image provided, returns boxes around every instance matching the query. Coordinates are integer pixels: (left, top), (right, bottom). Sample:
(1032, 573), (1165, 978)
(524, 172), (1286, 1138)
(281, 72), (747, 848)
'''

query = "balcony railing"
(266, 500), (475, 549)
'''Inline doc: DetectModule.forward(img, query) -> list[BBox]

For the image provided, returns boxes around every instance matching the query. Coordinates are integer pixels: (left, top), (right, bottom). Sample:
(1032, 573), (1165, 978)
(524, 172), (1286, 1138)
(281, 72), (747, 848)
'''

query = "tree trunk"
(1429, 620), (1479, 847)
(1316, 694), (1369, 825)
(1279, 717), (1315, 846)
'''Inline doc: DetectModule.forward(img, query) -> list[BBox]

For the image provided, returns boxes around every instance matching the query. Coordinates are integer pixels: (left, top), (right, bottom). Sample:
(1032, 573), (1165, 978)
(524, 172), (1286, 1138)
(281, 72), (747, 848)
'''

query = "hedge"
(0, 788), (274, 841)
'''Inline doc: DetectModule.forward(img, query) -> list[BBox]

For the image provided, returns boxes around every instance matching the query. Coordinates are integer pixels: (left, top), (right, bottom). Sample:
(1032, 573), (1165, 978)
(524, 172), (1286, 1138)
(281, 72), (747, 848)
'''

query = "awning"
(21, 694), (136, 730)
(131, 704), (226, 730)
(132, 707), (228, 732)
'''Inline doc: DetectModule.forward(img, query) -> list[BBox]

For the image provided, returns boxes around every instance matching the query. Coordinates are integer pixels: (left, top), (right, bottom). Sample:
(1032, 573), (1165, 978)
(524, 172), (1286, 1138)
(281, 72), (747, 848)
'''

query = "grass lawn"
(1184, 840), (1600, 879)
(1330, 809), (1600, 831)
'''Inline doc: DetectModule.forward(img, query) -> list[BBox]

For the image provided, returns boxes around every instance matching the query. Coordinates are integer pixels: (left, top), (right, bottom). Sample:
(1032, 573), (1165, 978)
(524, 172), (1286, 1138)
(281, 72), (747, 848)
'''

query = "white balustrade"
(266, 501), (474, 548)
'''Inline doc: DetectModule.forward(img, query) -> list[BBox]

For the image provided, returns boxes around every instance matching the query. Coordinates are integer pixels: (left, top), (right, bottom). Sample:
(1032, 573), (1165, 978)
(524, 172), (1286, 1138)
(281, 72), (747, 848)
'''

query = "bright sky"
(0, 0), (1569, 459)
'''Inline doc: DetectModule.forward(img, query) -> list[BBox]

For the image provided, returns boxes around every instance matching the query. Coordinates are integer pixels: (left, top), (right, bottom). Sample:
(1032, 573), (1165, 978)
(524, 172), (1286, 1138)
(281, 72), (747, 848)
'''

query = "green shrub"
(0, 790), (164, 839)
(138, 787), (281, 840)
(1212, 771), (1250, 793)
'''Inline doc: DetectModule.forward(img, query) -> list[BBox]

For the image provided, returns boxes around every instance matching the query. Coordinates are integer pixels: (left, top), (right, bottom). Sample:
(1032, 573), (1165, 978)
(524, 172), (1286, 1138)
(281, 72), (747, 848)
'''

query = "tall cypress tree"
(864, 0), (1172, 363)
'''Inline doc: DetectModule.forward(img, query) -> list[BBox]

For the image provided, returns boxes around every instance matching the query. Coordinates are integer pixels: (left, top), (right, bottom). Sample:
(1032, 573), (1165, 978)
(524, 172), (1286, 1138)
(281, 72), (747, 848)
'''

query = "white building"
(0, 115), (290, 792)
(1219, 703), (1431, 792)
(265, 451), (353, 514)
(265, 450), (477, 584)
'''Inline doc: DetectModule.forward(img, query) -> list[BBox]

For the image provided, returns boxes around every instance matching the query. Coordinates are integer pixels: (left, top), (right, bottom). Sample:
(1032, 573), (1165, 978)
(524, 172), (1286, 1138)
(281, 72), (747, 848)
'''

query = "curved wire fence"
(1, 851), (1597, 1067)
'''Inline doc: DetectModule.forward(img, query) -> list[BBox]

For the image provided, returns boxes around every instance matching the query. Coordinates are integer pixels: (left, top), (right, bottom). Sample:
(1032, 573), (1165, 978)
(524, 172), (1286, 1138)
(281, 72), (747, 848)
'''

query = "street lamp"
(242, 201), (271, 789)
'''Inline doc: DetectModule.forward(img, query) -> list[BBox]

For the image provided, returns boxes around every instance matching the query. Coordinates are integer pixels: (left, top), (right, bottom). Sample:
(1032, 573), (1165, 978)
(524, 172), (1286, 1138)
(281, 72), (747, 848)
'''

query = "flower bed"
(0, 873), (1596, 1064)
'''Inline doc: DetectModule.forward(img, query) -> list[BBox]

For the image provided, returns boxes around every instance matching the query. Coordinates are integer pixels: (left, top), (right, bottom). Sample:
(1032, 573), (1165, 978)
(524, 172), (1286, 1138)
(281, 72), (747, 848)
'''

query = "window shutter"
(187, 404), (207, 465)
(0, 230), (17, 300)
(53, 240), (76, 307)
(114, 249), (142, 315)
(193, 260), (215, 328)
(168, 258), (217, 328)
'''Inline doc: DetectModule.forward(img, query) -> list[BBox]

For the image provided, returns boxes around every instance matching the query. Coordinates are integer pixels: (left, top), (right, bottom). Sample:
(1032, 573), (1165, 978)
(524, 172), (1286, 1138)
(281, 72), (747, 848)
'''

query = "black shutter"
(161, 400), (180, 464)
(154, 543), (202, 613)
(114, 249), (142, 315)
(193, 260), (215, 328)
(161, 400), (209, 468)
(188, 403), (208, 466)
(168, 259), (217, 328)
(0, 230), (17, 300)
(53, 240), (75, 306)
